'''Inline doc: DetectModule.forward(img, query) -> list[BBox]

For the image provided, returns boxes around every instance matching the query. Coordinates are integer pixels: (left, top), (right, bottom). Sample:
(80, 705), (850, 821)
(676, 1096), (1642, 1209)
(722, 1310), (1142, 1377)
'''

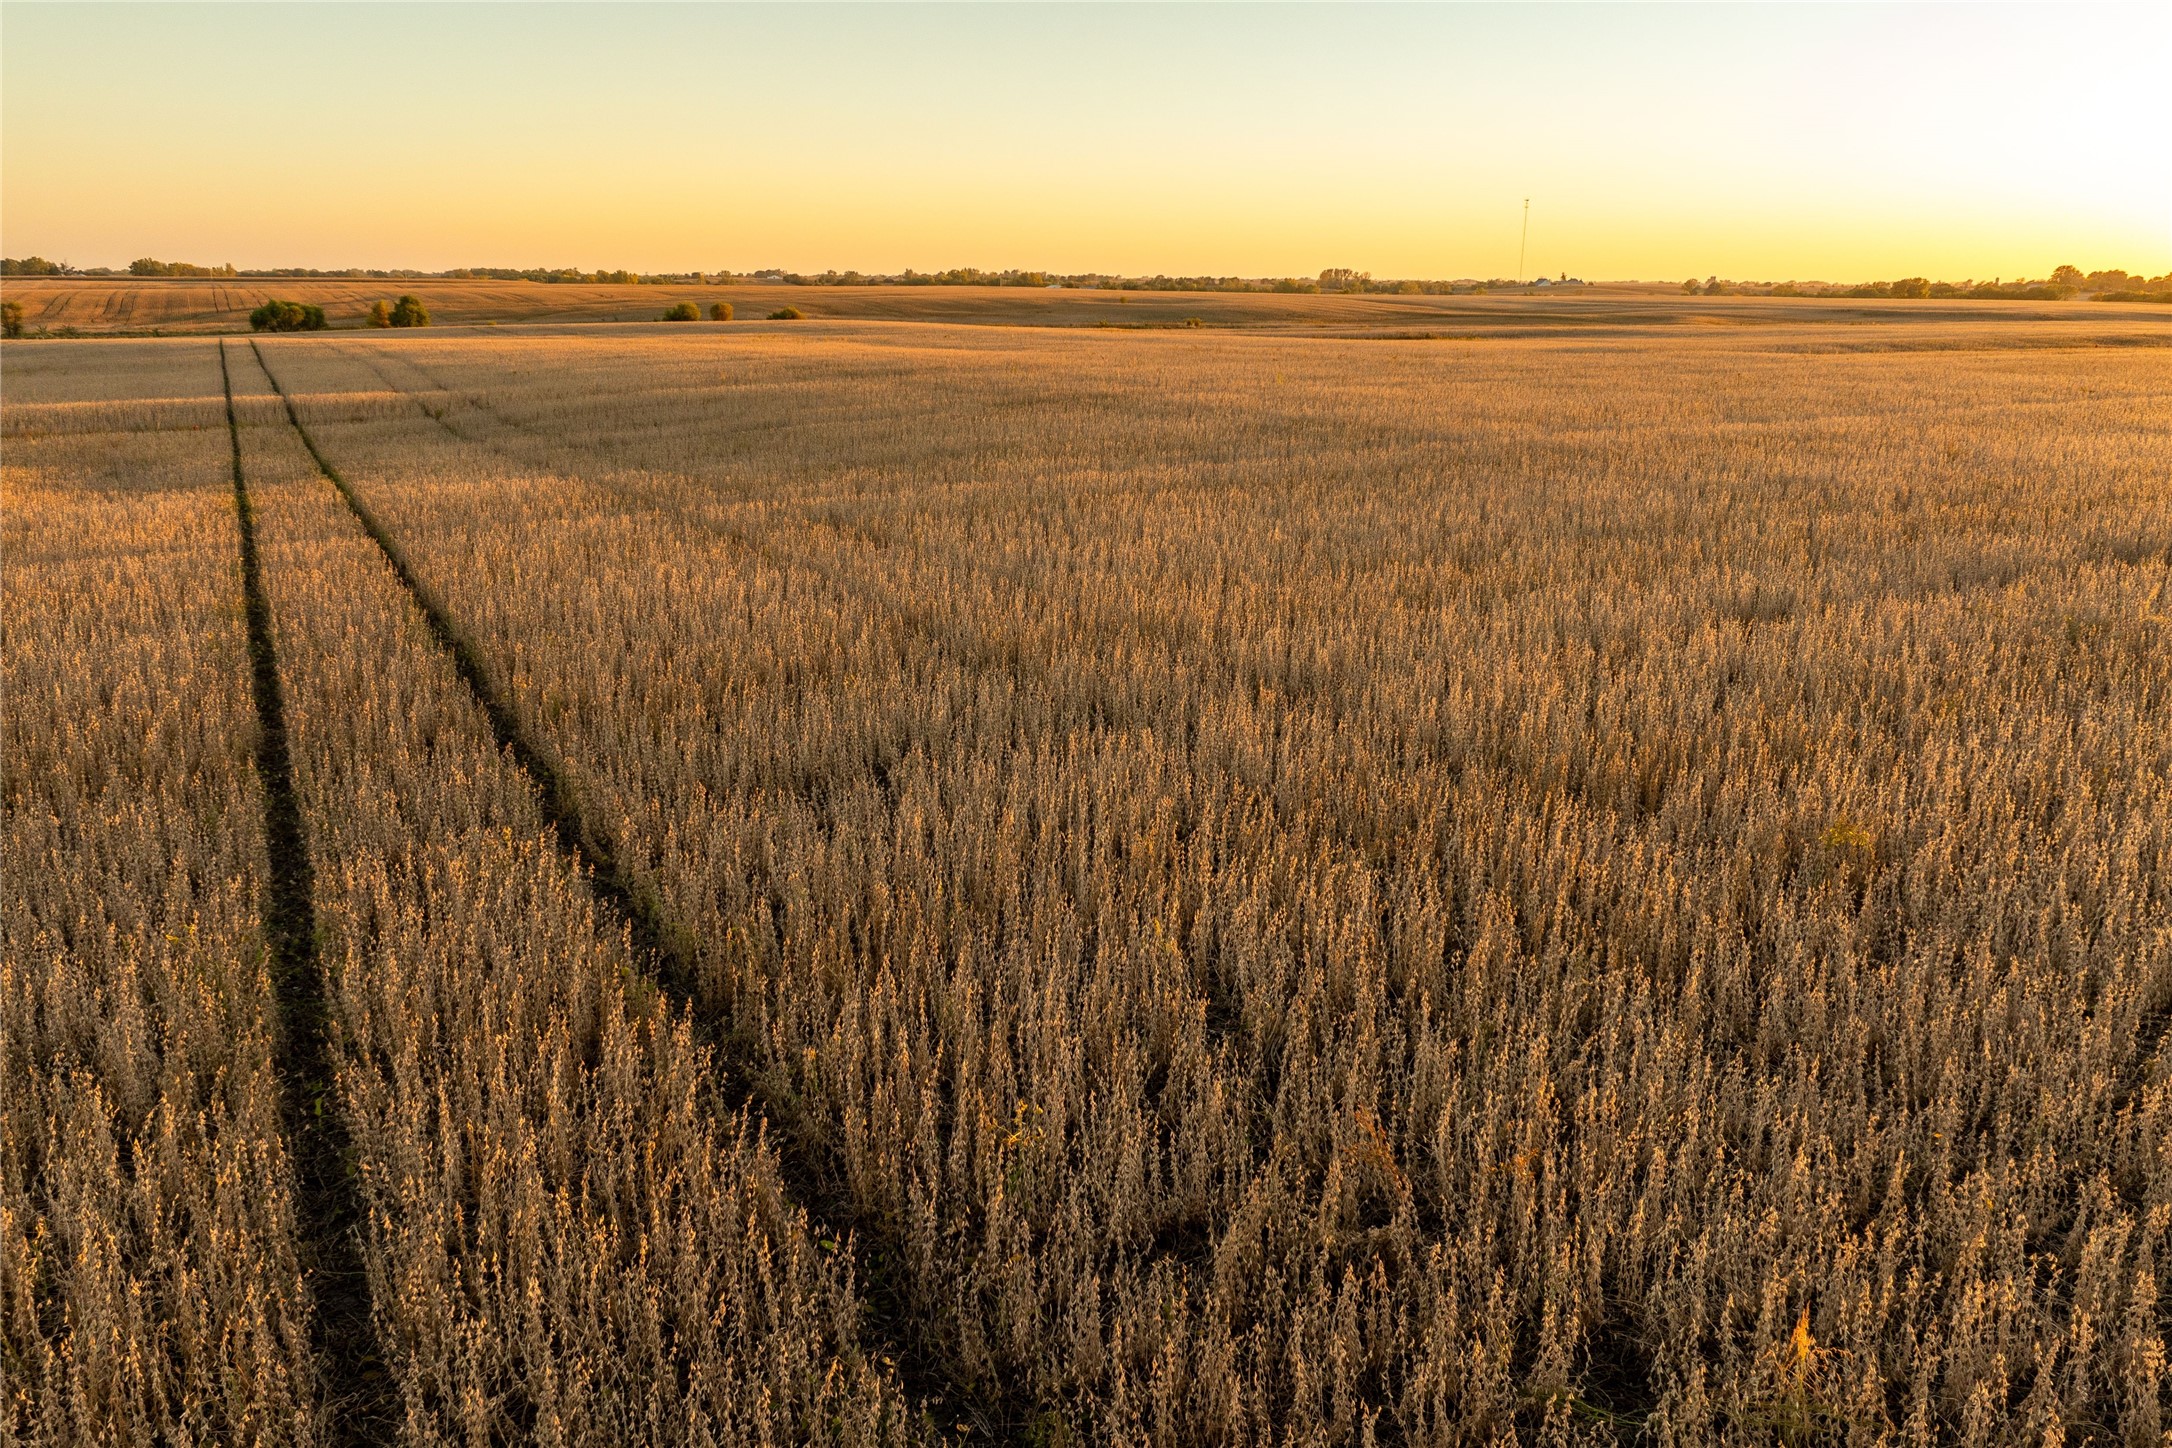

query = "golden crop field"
(4, 310), (2169, 1446)
(6, 276), (2168, 337)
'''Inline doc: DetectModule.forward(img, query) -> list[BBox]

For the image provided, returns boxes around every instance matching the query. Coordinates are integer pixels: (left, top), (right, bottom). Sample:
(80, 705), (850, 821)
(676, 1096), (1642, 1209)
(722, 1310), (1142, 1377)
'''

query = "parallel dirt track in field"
(331, 335), (1667, 1427)
(218, 341), (392, 1443)
(336, 339), (1458, 1258)
(317, 328), (2172, 1437)
(247, 339), (1000, 1437)
(17, 321), (2164, 1443)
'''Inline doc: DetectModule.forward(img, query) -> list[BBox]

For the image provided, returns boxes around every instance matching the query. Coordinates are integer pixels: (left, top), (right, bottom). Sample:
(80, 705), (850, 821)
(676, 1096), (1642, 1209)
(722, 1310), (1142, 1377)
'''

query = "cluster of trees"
(1310, 268), (1452, 294)
(2051, 264), (2171, 291)
(734, 265), (1506, 295)
(4, 256), (255, 278)
(442, 266), (712, 285)
(233, 267), (438, 279)
(128, 257), (237, 277)
(248, 299), (327, 332)
(1687, 265), (2172, 300)
(659, 300), (794, 320)
(366, 296), (430, 328)
(0, 258), (719, 284)
(1844, 278), (2066, 300)
(248, 296), (429, 331)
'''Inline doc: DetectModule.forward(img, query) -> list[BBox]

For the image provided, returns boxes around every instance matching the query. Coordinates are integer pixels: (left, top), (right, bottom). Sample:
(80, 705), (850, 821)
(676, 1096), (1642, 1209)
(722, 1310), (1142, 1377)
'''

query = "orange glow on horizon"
(3, 3), (2165, 283)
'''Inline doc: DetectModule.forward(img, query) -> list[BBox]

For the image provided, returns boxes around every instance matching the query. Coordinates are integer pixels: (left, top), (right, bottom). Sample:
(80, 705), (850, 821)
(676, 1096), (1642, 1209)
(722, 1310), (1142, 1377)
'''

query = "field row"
(271, 329), (2172, 1446)
(7, 339), (915, 1446)
(6, 343), (312, 1443)
(5, 325), (2170, 1445)
(10, 276), (2172, 337)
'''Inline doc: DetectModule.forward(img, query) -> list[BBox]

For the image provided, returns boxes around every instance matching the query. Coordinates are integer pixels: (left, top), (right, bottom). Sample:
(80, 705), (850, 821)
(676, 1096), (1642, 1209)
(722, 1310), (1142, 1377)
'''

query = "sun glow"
(3, 3), (2166, 283)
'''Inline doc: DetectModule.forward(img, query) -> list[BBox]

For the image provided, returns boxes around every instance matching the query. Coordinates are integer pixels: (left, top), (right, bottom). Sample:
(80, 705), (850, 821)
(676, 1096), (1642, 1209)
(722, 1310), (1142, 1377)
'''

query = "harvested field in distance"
(4, 311), (2169, 1445)
(6, 276), (2171, 338)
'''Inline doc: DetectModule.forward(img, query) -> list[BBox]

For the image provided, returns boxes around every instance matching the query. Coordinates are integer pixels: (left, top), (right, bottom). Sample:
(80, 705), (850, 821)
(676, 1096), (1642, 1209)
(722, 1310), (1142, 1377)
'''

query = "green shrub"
(2, 300), (22, 338)
(663, 302), (701, 322)
(389, 295), (429, 328)
(709, 302), (733, 321)
(769, 306), (803, 320)
(249, 300), (326, 333)
(367, 300), (394, 328)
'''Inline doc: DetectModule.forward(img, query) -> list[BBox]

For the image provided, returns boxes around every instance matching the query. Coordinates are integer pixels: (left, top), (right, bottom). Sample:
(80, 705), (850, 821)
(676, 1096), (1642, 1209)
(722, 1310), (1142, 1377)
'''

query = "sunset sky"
(3, 1), (2165, 283)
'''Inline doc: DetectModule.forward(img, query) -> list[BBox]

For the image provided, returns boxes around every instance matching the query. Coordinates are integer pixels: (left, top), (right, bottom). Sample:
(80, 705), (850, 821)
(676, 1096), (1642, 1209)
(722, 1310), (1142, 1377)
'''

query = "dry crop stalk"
(2, 340), (317, 1444)
(256, 326), (2170, 1443)
(227, 340), (915, 1445)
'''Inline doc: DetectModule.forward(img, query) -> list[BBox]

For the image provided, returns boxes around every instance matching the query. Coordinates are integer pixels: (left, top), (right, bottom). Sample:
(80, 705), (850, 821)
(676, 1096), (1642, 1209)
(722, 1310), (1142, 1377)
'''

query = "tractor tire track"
(247, 338), (994, 1440)
(218, 340), (392, 1445)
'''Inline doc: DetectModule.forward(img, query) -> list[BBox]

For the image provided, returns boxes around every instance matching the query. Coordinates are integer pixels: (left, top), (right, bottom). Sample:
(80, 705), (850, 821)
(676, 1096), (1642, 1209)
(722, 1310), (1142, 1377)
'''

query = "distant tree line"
(129, 258), (239, 277)
(443, 266), (682, 285)
(4, 257), (244, 278)
(0, 254), (1519, 294)
(7, 254), (2167, 302)
(728, 266), (1531, 295)
(1685, 265), (2170, 301)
